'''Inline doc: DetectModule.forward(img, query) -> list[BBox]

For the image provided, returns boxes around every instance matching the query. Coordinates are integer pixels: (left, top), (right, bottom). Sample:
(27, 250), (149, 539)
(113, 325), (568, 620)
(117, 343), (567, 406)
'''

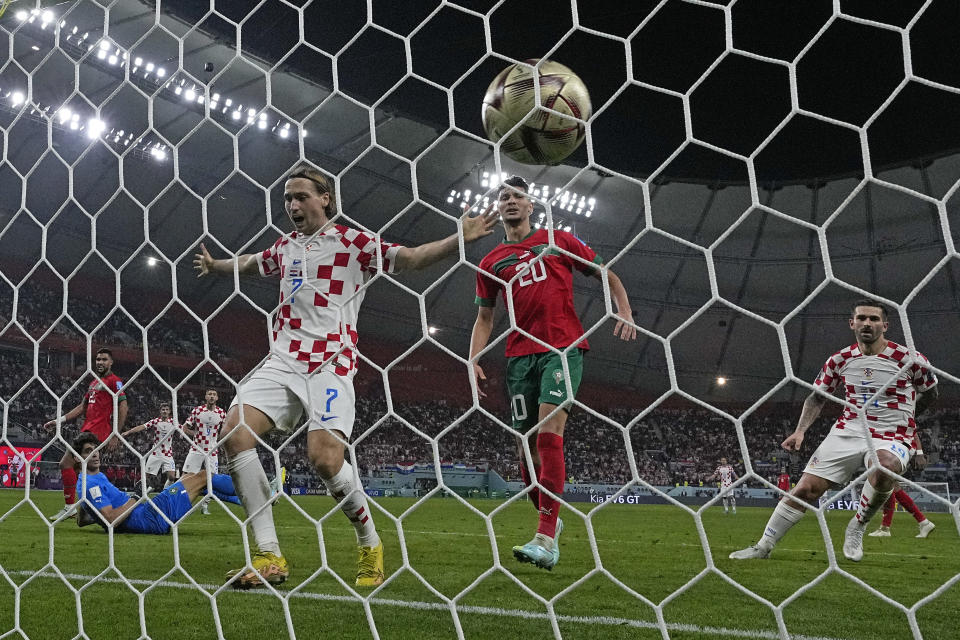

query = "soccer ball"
(481, 59), (592, 166)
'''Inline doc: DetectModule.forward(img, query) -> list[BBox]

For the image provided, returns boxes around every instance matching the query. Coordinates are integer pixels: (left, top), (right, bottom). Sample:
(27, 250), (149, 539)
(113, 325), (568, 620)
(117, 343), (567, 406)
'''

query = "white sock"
(855, 482), (892, 525)
(758, 501), (805, 550)
(231, 449), (281, 556)
(322, 461), (380, 548)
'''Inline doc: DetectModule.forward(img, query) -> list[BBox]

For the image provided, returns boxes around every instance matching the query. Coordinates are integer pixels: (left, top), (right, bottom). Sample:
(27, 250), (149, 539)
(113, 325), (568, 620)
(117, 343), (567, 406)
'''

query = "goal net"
(1, 1), (958, 639)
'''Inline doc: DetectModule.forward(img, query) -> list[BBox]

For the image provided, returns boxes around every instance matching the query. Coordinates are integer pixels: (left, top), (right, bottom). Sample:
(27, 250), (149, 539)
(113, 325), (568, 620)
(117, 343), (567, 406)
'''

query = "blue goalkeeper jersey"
(79, 472), (192, 534)
(79, 472), (131, 510)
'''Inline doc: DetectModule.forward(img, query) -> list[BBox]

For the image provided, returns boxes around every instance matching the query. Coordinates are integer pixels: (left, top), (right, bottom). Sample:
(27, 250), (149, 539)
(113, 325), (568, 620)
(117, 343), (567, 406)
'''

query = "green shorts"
(505, 348), (584, 431)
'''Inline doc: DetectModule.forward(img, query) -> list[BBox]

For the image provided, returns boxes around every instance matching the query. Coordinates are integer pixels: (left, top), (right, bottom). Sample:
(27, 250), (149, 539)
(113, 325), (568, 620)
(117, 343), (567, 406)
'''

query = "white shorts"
(144, 454), (175, 476)
(182, 450), (218, 474)
(804, 430), (911, 486)
(231, 359), (357, 439)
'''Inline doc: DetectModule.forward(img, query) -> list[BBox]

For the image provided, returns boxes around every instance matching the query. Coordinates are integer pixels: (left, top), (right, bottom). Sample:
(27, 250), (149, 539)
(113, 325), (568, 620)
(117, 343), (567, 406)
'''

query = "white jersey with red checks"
(183, 405), (225, 456)
(144, 417), (177, 458)
(813, 341), (938, 446)
(716, 465), (736, 488)
(257, 225), (401, 377)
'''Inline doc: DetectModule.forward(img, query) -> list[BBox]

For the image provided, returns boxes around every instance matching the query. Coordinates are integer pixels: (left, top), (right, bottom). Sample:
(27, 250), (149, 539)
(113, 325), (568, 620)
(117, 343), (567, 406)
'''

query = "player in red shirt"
(776, 469), (791, 499)
(470, 176), (636, 570)
(730, 300), (938, 562)
(43, 348), (128, 521)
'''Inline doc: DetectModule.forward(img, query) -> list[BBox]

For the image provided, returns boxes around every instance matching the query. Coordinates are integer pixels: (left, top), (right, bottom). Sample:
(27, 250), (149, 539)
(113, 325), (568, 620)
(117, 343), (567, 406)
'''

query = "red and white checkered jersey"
(144, 417), (177, 459)
(183, 405), (225, 456)
(257, 226), (401, 377)
(716, 464), (736, 488)
(813, 341), (938, 446)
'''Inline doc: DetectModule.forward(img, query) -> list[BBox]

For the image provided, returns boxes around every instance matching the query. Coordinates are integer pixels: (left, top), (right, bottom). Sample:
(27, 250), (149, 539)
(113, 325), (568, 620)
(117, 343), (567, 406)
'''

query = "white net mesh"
(1, 1), (959, 638)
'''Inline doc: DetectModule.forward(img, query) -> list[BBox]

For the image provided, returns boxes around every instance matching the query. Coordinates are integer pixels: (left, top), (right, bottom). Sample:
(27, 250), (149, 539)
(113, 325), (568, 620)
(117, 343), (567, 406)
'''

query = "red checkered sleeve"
(910, 352), (938, 393)
(258, 236), (287, 277)
(181, 407), (198, 429)
(348, 229), (400, 274)
(813, 353), (843, 394)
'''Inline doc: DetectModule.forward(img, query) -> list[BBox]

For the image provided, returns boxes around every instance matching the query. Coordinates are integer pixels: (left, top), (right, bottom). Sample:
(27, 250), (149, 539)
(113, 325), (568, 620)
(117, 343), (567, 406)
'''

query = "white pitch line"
(681, 542), (952, 559)
(9, 570), (848, 640)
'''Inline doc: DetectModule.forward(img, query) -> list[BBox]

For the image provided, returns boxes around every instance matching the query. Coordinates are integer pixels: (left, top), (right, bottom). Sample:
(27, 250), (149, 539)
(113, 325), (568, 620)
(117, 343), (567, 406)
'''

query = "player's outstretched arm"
(121, 422), (149, 437)
(591, 267), (636, 341)
(43, 401), (85, 429)
(194, 243), (259, 278)
(469, 306), (495, 398)
(782, 391), (828, 451)
(395, 203), (499, 271)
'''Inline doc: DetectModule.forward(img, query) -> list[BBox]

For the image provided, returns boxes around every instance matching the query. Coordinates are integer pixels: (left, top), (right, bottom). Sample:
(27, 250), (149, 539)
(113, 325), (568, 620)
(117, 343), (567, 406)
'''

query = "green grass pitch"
(0, 490), (957, 639)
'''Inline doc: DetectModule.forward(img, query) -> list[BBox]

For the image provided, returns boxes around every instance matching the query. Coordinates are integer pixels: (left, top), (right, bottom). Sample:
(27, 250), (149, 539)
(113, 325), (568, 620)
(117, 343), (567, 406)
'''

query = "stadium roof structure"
(0, 0), (958, 408)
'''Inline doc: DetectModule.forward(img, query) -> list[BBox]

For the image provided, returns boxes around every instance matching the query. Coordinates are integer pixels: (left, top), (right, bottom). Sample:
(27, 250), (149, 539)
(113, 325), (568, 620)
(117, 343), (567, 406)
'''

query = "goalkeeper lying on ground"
(72, 432), (280, 534)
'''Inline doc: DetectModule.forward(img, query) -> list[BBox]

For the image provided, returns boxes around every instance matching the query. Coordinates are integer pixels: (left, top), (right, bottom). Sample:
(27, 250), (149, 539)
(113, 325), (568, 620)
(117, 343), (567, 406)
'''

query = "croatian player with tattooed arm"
(470, 175), (636, 570)
(194, 163), (499, 589)
(730, 299), (938, 562)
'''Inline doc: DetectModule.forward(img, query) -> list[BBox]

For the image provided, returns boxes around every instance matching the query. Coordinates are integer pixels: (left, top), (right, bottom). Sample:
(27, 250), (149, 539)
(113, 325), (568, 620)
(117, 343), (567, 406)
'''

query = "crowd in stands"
(1, 286), (228, 360)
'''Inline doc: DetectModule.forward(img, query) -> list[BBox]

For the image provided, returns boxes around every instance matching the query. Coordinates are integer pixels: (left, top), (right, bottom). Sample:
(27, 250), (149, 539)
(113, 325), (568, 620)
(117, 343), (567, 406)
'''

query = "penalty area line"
(11, 570), (847, 640)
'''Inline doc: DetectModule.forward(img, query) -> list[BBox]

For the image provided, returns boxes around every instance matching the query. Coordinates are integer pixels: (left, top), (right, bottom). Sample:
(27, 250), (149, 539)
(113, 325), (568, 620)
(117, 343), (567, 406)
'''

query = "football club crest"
(862, 367), (874, 379)
(552, 369), (564, 384)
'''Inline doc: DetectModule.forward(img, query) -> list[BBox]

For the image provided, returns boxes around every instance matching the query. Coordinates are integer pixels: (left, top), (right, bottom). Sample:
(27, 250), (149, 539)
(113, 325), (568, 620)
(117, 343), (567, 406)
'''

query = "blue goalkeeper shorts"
(120, 482), (192, 535)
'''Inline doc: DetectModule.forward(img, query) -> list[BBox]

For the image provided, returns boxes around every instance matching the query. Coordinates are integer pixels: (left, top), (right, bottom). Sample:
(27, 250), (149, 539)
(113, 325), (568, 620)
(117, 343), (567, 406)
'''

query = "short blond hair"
(286, 163), (337, 216)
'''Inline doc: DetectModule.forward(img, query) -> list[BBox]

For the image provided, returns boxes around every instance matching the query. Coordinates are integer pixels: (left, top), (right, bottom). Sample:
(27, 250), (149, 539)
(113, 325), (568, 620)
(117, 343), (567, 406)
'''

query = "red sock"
(519, 463), (540, 510)
(880, 493), (896, 528)
(535, 432), (564, 539)
(61, 467), (77, 505)
(894, 489), (925, 523)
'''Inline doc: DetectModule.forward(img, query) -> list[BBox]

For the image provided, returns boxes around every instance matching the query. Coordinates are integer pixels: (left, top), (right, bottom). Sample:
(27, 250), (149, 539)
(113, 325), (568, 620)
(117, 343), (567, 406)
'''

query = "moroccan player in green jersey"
(470, 176), (636, 570)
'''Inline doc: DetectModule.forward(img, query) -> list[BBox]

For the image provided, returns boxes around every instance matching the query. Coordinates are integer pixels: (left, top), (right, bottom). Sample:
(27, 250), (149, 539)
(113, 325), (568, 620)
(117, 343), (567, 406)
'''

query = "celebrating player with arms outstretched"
(730, 300), (938, 562)
(44, 348), (128, 521)
(708, 457), (738, 514)
(194, 163), (498, 589)
(121, 402), (178, 492)
(470, 176), (636, 571)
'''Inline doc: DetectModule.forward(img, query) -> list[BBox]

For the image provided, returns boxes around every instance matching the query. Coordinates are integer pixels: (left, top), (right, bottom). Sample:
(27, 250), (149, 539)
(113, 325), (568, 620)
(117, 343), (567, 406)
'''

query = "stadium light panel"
(15, 10), (28, 20)
(156, 68), (166, 78)
(42, 10), (53, 23)
(147, 257), (158, 266)
(716, 376), (727, 386)
(428, 326), (438, 335)
(86, 118), (105, 139)
(184, 89), (195, 102)
(11, 91), (25, 106)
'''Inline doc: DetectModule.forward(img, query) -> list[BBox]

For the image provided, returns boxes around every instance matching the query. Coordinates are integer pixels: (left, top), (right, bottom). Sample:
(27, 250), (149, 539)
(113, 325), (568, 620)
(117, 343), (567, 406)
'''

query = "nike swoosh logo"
(320, 416), (337, 422)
